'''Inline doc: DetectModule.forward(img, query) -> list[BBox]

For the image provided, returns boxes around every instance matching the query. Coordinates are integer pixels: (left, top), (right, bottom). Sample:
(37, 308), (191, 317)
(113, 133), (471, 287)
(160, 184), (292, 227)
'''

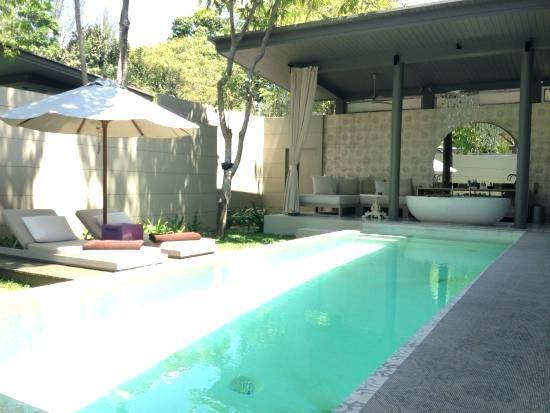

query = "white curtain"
(282, 66), (318, 214)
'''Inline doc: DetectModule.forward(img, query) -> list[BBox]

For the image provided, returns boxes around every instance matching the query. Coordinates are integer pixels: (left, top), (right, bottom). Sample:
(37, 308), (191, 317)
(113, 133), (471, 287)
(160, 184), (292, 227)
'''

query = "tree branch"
(232, 0), (282, 175)
(117, 0), (130, 87)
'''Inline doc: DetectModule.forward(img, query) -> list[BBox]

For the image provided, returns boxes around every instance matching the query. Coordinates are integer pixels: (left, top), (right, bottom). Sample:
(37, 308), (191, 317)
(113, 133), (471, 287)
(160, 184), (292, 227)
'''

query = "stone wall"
(323, 103), (550, 213)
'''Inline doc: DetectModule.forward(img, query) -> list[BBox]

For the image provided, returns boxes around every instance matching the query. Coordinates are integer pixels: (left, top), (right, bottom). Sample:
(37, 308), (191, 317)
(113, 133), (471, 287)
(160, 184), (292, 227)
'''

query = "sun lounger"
(0, 209), (165, 272)
(76, 209), (217, 259)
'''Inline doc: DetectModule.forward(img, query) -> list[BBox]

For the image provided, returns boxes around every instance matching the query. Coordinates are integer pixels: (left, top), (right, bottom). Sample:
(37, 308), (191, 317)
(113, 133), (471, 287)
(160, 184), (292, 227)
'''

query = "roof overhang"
(0, 48), (152, 100)
(213, 0), (550, 100)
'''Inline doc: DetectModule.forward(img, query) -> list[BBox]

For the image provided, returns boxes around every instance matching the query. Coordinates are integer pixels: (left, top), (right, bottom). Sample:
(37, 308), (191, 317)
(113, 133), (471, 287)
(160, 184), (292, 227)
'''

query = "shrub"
(229, 203), (266, 232)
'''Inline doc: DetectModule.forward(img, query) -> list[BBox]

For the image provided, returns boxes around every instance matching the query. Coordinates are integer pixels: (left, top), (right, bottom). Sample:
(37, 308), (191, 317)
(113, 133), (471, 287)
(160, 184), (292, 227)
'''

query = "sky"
(68, 0), (443, 47)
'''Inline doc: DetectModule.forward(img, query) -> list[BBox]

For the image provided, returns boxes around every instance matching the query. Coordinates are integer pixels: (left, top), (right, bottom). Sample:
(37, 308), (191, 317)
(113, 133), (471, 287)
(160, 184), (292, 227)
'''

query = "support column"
(515, 42), (534, 229)
(421, 88), (435, 109)
(335, 99), (346, 114)
(442, 133), (453, 188)
(389, 55), (404, 221)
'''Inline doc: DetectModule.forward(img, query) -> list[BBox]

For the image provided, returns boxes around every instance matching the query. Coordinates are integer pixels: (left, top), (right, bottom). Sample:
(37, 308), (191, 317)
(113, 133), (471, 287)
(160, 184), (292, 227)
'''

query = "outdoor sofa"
(299, 176), (410, 217)
(76, 209), (217, 259)
(359, 178), (411, 218)
(0, 209), (165, 272)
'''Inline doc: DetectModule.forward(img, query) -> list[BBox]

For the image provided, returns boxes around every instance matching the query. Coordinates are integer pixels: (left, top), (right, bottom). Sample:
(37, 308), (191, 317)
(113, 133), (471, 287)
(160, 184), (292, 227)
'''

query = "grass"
(0, 278), (28, 293)
(212, 229), (294, 251)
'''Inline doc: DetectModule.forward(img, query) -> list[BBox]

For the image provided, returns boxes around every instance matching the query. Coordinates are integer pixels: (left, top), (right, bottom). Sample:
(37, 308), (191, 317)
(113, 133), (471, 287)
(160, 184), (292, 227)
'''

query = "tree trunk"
(117, 0), (130, 87)
(73, 0), (88, 85)
(214, 0), (281, 237)
(217, 171), (233, 237)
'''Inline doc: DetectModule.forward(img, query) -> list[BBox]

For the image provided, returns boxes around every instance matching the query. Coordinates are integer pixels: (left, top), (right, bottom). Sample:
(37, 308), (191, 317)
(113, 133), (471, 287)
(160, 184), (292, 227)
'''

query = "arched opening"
(434, 122), (517, 188)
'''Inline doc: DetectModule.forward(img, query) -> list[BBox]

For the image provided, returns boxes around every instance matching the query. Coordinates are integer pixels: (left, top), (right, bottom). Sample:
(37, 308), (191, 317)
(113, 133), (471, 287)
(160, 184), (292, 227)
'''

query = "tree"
(0, 0), (60, 56)
(73, 0), (88, 84)
(209, 0), (395, 236)
(128, 36), (226, 105)
(171, 8), (225, 38)
(207, 0), (282, 237)
(117, 0), (130, 87)
(452, 123), (515, 155)
(63, 18), (119, 78)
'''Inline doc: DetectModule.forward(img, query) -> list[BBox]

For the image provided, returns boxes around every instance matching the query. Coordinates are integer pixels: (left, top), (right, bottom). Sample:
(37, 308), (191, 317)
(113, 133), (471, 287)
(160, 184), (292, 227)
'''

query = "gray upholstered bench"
(299, 194), (360, 217)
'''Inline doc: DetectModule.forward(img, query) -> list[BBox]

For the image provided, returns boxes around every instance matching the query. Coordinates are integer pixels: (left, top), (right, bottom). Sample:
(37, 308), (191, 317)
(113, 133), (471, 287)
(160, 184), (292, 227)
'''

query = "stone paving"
(359, 231), (550, 412)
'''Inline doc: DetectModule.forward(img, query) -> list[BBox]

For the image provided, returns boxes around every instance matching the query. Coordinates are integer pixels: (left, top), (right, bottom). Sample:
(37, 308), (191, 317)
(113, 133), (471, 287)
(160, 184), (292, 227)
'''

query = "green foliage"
(229, 204), (267, 232)
(171, 8), (225, 38)
(213, 229), (293, 250)
(188, 212), (202, 232)
(142, 215), (188, 235)
(61, 18), (119, 78)
(0, 234), (18, 248)
(128, 31), (249, 108)
(0, 0), (60, 56)
(451, 123), (515, 155)
(0, 279), (29, 292)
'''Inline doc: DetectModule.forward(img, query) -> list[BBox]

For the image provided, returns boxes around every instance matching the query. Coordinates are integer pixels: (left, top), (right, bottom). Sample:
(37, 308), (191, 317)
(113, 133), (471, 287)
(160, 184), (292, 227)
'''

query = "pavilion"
(213, 0), (550, 228)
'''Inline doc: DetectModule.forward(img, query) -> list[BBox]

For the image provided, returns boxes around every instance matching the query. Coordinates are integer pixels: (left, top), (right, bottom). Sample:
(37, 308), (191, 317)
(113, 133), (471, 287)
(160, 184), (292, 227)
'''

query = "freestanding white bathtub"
(406, 196), (511, 225)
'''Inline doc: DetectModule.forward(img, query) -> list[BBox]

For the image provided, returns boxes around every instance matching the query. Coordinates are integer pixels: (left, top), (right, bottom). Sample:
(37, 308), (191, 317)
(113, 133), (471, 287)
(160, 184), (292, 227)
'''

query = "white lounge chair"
(75, 209), (217, 259)
(0, 209), (165, 272)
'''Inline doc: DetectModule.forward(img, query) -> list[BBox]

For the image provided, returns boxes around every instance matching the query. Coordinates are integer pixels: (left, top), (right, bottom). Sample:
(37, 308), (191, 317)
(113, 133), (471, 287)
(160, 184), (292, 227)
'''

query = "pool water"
(79, 235), (508, 412)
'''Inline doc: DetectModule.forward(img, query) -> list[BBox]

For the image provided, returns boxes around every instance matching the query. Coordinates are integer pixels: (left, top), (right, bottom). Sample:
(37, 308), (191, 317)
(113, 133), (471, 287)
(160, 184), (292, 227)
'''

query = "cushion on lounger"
(149, 232), (202, 242)
(21, 216), (78, 243)
(337, 176), (359, 195)
(94, 211), (133, 226)
(312, 176), (336, 194)
(83, 240), (144, 250)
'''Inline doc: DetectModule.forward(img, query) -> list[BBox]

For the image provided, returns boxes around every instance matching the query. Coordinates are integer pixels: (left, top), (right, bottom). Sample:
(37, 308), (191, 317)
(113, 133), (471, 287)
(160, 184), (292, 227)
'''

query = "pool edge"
(332, 231), (525, 413)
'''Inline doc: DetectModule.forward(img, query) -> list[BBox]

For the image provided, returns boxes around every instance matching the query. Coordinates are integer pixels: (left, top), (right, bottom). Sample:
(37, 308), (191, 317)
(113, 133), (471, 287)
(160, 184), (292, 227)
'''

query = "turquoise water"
(80, 236), (507, 412)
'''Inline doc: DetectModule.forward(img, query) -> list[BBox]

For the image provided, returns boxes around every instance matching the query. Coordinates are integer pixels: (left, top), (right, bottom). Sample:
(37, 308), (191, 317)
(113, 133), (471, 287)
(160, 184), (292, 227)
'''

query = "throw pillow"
(312, 176), (336, 194)
(337, 176), (359, 195)
(375, 180), (389, 195)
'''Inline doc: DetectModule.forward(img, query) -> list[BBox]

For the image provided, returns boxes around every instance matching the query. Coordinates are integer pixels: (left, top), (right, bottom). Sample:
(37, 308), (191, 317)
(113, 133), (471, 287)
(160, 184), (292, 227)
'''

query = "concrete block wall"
(262, 116), (323, 213)
(434, 153), (517, 184)
(0, 87), (218, 236)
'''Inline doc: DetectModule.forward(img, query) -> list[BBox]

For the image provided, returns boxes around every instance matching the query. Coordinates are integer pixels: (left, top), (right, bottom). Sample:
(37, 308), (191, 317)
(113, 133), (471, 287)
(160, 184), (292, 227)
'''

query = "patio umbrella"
(0, 79), (199, 224)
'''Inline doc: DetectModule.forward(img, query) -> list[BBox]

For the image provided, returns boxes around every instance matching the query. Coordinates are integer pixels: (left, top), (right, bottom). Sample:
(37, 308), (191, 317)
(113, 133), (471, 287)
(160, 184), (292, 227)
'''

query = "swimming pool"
(0, 231), (510, 412)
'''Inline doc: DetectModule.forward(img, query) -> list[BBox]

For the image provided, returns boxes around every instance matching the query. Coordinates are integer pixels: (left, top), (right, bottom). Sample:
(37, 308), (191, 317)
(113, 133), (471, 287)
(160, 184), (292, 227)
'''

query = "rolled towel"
(149, 232), (202, 242)
(83, 240), (144, 250)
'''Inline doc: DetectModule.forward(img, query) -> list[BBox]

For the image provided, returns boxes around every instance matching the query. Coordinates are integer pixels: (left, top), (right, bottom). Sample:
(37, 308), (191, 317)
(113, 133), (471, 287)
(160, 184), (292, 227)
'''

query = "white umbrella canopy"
(0, 79), (198, 137)
(0, 79), (199, 225)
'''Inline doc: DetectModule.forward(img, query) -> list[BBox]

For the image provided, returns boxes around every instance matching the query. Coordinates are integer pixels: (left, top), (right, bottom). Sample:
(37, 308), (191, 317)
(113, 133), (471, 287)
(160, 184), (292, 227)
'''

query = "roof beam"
(343, 79), (521, 100)
(296, 39), (550, 75)
(214, 0), (550, 52)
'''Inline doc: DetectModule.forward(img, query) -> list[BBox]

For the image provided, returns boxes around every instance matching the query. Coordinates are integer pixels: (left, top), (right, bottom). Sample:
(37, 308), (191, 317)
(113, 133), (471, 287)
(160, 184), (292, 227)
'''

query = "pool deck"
(351, 229), (550, 412)
(0, 254), (109, 286)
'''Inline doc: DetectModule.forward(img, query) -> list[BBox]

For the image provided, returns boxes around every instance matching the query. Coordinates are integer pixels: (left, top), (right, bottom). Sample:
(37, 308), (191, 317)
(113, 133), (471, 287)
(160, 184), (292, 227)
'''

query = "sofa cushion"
(312, 175), (336, 194)
(375, 180), (389, 195)
(361, 176), (376, 194)
(21, 215), (77, 243)
(337, 176), (359, 195)
(300, 194), (359, 207)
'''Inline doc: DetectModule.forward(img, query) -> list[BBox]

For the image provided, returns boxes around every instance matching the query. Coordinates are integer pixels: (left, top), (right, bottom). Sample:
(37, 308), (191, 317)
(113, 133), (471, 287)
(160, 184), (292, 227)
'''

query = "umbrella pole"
(102, 121), (108, 225)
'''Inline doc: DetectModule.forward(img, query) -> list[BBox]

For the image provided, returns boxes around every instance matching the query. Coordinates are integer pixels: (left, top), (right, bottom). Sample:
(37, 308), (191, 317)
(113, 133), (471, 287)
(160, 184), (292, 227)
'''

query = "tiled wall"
(323, 103), (550, 213)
